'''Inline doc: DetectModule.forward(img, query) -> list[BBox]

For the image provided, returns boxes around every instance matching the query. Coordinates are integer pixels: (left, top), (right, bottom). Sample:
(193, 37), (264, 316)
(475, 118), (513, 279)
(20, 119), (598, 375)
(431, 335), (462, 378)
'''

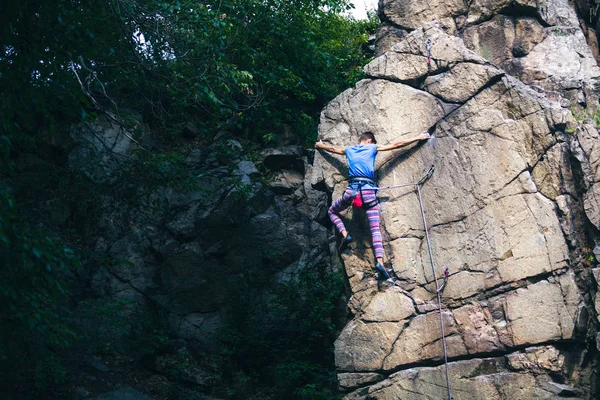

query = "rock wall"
(65, 119), (333, 353)
(312, 0), (600, 398)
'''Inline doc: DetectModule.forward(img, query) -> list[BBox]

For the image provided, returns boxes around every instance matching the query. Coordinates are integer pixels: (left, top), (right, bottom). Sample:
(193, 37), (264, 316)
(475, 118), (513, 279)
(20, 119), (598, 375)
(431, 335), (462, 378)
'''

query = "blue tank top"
(345, 144), (378, 189)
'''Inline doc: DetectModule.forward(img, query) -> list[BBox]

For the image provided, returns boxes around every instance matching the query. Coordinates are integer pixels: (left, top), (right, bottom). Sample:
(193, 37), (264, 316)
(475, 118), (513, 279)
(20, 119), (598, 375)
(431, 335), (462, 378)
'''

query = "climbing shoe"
(338, 234), (353, 251)
(375, 262), (391, 280)
(381, 278), (396, 288)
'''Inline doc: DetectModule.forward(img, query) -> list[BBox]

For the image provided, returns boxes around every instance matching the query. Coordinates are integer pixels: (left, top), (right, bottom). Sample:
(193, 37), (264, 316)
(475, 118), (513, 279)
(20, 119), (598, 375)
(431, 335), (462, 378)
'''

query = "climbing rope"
(416, 182), (453, 400)
(340, 165), (453, 399)
(378, 166), (454, 400)
(376, 166), (435, 272)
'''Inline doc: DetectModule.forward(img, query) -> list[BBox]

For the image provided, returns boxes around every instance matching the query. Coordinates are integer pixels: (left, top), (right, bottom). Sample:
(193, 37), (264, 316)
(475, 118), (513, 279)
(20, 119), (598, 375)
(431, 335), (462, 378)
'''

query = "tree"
(1, 0), (377, 154)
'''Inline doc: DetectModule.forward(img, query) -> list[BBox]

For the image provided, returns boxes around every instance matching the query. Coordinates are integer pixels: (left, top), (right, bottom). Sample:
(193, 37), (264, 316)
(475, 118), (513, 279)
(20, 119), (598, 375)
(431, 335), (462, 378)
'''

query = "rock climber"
(315, 131), (430, 279)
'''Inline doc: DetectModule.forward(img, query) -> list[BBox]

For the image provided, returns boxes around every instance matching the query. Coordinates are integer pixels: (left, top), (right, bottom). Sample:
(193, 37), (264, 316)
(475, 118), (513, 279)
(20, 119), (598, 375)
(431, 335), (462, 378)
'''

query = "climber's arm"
(377, 132), (430, 152)
(315, 140), (345, 155)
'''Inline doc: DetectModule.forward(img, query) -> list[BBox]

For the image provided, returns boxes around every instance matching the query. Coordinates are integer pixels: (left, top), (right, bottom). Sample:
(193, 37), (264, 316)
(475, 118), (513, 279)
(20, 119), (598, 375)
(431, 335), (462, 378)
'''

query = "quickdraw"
(423, 267), (450, 294)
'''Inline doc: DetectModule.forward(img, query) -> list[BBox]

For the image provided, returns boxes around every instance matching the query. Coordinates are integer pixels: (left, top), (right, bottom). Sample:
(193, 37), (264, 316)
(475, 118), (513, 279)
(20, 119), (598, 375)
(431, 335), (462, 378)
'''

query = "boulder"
(90, 159), (332, 350)
(380, 0), (468, 32)
(338, 372), (384, 391)
(423, 62), (504, 103)
(571, 122), (600, 231)
(68, 114), (135, 182)
(374, 24), (407, 56)
(365, 27), (486, 83)
(234, 160), (260, 182)
(268, 169), (304, 195)
(259, 145), (305, 172)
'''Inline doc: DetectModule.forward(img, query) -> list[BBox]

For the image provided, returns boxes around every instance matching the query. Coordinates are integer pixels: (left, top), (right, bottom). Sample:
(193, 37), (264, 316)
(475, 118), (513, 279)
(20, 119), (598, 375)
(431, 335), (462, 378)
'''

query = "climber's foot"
(381, 278), (396, 289)
(338, 234), (353, 251)
(375, 262), (391, 280)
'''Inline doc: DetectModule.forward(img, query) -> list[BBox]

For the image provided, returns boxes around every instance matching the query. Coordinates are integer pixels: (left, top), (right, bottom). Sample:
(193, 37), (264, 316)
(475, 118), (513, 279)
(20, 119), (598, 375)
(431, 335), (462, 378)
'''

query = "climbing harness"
(426, 39), (432, 67)
(348, 177), (379, 210)
(378, 166), (454, 400)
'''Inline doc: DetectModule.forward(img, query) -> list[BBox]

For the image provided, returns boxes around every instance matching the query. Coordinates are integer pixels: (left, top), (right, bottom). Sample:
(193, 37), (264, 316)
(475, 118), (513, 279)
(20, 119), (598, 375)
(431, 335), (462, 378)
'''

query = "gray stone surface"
(310, 9), (597, 396)
(345, 346), (570, 400)
(68, 113), (135, 182)
(571, 122), (600, 231)
(268, 169), (304, 194)
(338, 372), (384, 391)
(72, 127), (333, 351)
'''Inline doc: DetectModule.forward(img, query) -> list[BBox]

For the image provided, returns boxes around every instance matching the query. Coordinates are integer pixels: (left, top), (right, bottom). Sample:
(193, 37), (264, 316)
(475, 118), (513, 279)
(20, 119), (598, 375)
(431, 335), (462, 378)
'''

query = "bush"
(0, 188), (80, 396)
(215, 263), (345, 400)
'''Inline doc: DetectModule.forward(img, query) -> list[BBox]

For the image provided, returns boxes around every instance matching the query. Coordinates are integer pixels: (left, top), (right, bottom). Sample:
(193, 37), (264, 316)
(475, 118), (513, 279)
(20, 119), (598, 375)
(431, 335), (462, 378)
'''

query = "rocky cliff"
(67, 127), (332, 349)
(40, 1), (600, 398)
(52, 113), (340, 398)
(312, 0), (600, 398)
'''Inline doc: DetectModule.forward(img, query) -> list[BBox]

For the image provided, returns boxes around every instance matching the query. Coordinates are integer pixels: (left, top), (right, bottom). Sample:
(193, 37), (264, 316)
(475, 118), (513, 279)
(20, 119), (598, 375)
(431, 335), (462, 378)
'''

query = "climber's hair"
(359, 132), (377, 144)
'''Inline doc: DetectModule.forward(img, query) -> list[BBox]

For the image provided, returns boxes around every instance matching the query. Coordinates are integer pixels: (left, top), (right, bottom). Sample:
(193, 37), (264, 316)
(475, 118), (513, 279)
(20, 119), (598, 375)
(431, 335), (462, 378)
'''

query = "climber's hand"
(316, 140), (345, 155)
(420, 132), (431, 140)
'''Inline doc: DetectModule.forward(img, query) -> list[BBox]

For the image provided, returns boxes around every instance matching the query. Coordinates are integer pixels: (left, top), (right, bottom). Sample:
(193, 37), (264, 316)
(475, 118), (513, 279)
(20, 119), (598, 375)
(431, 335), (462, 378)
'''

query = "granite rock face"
(313, 1), (600, 396)
(68, 113), (137, 182)
(378, 0), (600, 103)
(344, 346), (582, 400)
(74, 136), (333, 349)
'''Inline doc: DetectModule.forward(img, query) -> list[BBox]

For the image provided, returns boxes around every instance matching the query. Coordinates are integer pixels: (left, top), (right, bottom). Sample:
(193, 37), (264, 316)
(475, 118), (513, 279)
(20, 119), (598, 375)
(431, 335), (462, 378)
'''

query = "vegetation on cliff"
(0, 0), (376, 398)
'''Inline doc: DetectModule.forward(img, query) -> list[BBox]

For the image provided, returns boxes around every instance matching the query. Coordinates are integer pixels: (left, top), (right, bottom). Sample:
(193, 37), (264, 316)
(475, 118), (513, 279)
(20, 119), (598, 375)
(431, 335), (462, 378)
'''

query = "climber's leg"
(328, 188), (355, 236)
(362, 190), (384, 261)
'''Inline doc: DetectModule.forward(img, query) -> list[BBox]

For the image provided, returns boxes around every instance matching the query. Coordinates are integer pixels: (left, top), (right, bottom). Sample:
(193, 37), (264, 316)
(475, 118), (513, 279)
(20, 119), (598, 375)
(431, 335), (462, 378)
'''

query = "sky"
(347, 0), (378, 20)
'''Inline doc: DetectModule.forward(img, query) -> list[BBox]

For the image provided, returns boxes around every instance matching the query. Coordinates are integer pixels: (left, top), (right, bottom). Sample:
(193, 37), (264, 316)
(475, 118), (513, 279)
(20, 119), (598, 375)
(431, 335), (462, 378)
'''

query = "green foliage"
(32, 354), (70, 395)
(0, 0), (126, 169)
(570, 104), (600, 128)
(74, 297), (170, 355)
(122, 150), (202, 196)
(0, 190), (79, 347)
(1, 0), (375, 397)
(1, 0), (377, 156)
(0, 189), (80, 396)
(126, 0), (378, 141)
(75, 297), (136, 354)
(215, 263), (345, 400)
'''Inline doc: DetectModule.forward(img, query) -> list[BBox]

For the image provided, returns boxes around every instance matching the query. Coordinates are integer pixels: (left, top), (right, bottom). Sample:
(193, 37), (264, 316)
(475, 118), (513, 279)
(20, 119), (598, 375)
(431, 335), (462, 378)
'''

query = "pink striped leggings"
(328, 188), (384, 260)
